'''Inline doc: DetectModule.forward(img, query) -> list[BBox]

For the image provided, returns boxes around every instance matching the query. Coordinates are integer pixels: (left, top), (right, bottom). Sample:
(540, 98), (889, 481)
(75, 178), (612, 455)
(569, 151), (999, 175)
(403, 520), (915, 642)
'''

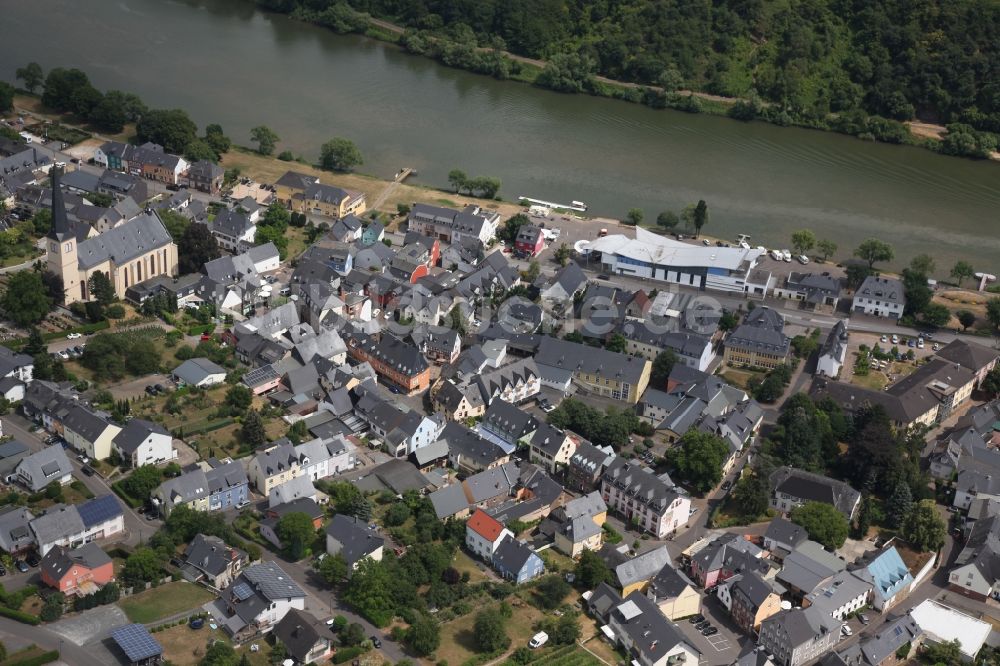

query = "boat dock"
(518, 196), (588, 212)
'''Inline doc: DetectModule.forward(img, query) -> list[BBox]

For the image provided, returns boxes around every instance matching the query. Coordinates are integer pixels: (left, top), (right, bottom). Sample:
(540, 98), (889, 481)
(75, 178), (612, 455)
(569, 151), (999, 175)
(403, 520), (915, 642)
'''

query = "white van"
(528, 632), (549, 649)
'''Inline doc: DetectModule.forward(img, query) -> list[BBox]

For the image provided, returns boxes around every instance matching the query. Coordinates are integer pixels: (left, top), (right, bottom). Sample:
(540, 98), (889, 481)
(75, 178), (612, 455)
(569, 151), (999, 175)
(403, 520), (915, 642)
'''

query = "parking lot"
(675, 595), (744, 665)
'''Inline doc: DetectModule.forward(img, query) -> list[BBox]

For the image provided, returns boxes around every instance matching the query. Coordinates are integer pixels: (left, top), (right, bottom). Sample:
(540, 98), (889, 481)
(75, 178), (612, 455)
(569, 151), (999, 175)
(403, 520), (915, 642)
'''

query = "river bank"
(277, 6), (1000, 163)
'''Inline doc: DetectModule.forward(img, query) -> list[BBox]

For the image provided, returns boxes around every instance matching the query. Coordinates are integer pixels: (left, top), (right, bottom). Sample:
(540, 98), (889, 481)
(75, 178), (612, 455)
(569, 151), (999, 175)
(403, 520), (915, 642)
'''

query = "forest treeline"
(254, 0), (1000, 140)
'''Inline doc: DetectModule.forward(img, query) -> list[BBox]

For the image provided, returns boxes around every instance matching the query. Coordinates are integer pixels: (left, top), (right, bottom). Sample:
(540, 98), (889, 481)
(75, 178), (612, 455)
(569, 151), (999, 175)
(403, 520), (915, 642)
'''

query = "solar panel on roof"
(111, 624), (162, 663)
(78, 495), (122, 527)
(232, 581), (255, 600)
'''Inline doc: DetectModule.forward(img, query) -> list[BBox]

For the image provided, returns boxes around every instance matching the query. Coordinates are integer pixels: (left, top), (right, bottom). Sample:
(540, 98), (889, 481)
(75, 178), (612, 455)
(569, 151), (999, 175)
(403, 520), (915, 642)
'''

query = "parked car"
(702, 626), (719, 636)
(880, 335), (888, 343)
(841, 624), (853, 636)
(891, 334), (900, 344)
(917, 338), (925, 348)
(66, 332), (82, 339)
(797, 255), (810, 264)
(26, 553), (39, 567)
(14, 560), (28, 573)
(781, 249), (792, 262)
(370, 636), (382, 649)
(200, 333), (212, 341)
(145, 385), (158, 396)
(859, 614), (870, 625)
(81, 465), (95, 477)
(77, 453), (89, 464)
(688, 615), (705, 624)
(695, 620), (711, 630)
(0, 564), (6, 576)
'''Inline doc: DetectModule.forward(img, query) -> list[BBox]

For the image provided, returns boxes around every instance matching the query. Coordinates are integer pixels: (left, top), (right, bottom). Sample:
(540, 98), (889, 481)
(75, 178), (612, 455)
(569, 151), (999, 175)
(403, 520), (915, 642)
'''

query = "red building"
(344, 329), (430, 394)
(40, 543), (115, 595)
(514, 225), (545, 258)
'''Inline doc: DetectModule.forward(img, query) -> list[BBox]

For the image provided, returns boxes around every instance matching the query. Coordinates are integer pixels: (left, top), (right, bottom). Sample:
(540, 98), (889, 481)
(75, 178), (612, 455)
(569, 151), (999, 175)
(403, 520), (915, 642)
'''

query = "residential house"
(0, 346), (33, 383)
(205, 459), (250, 513)
(528, 422), (576, 474)
(688, 533), (766, 589)
(757, 606), (842, 666)
(127, 142), (189, 185)
(491, 535), (545, 583)
(601, 458), (691, 539)
(948, 513), (1000, 602)
(430, 379), (486, 422)
(514, 224), (545, 257)
(730, 571), (783, 635)
(328, 214), (363, 242)
(763, 518), (809, 562)
(211, 561), (307, 641)
(268, 476), (318, 508)
(39, 543), (114, 595)
(261, 498), (325, 549)
(817, 320), (849, 378)
(909, 599), (991, 663)
(343, 329), (430, 394)
(172, 357), (228, 388)
(859, 546), (914, 612)
(567, 441), (616, 492)
(551, 491), (607, 558)
(274, 171), (319, 209)
(325, 514), (385, 570)
(773, 273), (842, 311)
(412, 326), (461, 364)
(477, 400), (539, 452)
(935, 339), (999, 389)
(30, 495), (125, 556)
(769, 467), (861, 520)
(646, 562), (701, 621)
(407, 203), (500, 244)
(112, 418), (174, 468)
(803, 569), (872, 621)
(181, 159), (225, 194)
(94, 141), (129, 171)
(58, 402), (122, 461)
(155, 468), (210, 516)
(619, 321), (716, 373)
(776, 541), (848, 600)
(355, 395), (443, 458)
(179, 534), (249, 589)
(539, 263), (588, 311)
(534, 336), (652, 404)
(0, 441), (28, 481)
(723, 306), (790, 370)
(295, 435), (355, 482)
(465, 509), (513, 562)
(0, 506), (35, 556)
(249, 443), (302, 495)
(852, 276), (906, 319)
(444, 422), (511, 475)
(14, 446), (73, 492)
(302, 182), (366, 219)
(607, 591), (702, 666)
(616, 546), (671, 596)
(831, 614), (921, 666)
(209, 209), (257, 252)
(272, 608), (334, 665)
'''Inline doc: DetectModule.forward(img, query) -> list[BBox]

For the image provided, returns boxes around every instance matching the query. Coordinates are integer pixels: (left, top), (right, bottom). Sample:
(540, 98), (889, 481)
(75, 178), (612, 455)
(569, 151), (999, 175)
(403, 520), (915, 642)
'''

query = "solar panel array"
(78, 494), (123, 528)
(232, 581), (255, 601)
(112, 623), (162, 663)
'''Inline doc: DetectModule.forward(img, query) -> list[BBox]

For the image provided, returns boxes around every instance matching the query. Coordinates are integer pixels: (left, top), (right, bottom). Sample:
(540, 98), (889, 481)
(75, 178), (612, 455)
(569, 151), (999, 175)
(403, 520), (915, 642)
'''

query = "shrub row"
(5, 649), (60, 666)
(0, 605), (41, 625)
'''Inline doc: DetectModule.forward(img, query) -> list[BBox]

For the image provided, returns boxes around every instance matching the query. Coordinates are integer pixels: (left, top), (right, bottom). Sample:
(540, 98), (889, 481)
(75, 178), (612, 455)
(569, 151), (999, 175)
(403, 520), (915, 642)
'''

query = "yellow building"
(47, 168), (177, 304)
(534, 337), (651, 404)
(647, 566), (702, 621)
(723, 306), (790, 370)
(274, 170), (366, 219)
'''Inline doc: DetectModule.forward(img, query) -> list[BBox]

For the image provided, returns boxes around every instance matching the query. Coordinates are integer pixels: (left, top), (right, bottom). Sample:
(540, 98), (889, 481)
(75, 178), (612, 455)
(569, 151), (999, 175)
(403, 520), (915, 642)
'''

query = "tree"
(575, 550), (613, 588)
(501, 214), (530, 243)
(650, 349), (677, 388)
(656, 211), (679, 229)
(385, 502), (411, 526)
(0, 83), (12, 114)
(340, 622), (365, 647)
(791, 229), (816, 255)
(184, 138), (219, 163)
(318, 552), (349, 585)
(406, 615), (441, 656)
(448, 169), (467, 193)
(344, 558), (396, 627)
(16, 62), (44, 94)
(204, 124), (232, 155)
(816, 239), (838, 261)
(241, 409), (267, 451)
(255, 224), (289, 260)
(225, 384), (253, 413)
(921, 303), (951, 327)
(957, 310), (977, 331)
(718, 310), (739, 332)
(2, 271), (52, 325)
(845, 264), (872, 290)
(40, 593), (64, 622)
(122, 465), (163, 497)
(987, 298), (1000, 330)
(88, 271), (116, 305)
(24, 327), (46, 356)
(625, 208), (644, 226)
(526, 260), (541, 282)
(853, 239), (894, 270)
(909, 253), (936, 277)
(320, 137), (363, 171)
(885, 480), (913, 528)
(200, 641), (239, 666)
(473, 609), (509, 653)
(605, 333), (626, 353)
(178, 222), (221, 274)
(276, 511), (316, 560)
(250, 125), (279, 155)
(121, 547), (162, 585)
(668, 431), (729, 492)
(286, 419), (309, 445)
(535, 574), (571, 610)
(732, 474), (770, 520)
(554, 243), (571, 266)
(950, 260), (975, 287)
(983, 365), (1000, 399)
(268, 641), (286, 665)
(692, 200), (708, 237)
(41, 67), (90, 111)
(535, 53), (595, 93)
(136, 108), (198, 154)
(901, 500), (946, 552)
(922, 640), (961, 666)
(790, 502), (848, 549)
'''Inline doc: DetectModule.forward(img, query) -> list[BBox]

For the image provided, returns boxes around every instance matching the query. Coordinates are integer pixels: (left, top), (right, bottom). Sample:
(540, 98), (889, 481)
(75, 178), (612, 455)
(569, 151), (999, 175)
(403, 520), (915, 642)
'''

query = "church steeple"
(48, 166), (72, 242)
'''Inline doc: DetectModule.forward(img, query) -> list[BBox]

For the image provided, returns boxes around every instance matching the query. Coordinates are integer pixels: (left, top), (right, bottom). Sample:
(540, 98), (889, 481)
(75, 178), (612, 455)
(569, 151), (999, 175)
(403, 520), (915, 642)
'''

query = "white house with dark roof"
(723, 306), (790, 370)
(249, 443), (302, 495)
(769, 467), (861, 520)
(607, 591), (701, 666)
(325, 514), (385, 570)
(817, 320), (849, 378)
(210, 561), (306, 641)
(528, 422), (577, 474)
(601, 458), (691, 539)
(14, 446), (73, 492)
(58, 402), (122, 461)
(852, 275), (906, 319)
(172, 357), (227, 387)
(30, 494), (124, 556)
(112, 418), (175, 468)
(0, 506), (36, 555)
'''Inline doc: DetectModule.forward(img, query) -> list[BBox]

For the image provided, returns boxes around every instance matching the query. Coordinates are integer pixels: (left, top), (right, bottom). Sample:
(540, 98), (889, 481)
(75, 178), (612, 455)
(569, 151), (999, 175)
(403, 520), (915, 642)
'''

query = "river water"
(3, 0), (999, 271)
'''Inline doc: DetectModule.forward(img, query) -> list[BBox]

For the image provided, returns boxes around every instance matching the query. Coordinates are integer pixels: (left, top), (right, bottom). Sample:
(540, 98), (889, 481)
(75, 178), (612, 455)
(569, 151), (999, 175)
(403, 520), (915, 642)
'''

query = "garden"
(119, 581), (215, 624)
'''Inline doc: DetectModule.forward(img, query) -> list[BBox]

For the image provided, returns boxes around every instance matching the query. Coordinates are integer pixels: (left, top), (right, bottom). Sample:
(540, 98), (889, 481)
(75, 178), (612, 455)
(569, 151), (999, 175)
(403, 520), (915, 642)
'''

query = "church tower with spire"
(46, 166), (80, 303)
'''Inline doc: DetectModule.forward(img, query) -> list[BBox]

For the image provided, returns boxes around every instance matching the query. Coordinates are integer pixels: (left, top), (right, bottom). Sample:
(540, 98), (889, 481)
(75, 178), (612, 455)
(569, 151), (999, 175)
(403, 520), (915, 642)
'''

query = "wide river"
(3, 0), (999, 271)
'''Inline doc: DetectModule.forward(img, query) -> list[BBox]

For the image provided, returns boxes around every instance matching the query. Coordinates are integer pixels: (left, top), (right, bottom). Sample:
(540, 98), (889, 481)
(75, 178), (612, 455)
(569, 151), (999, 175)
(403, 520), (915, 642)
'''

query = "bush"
(332, 646), (366, 664)
(4, 650), (59, 666)
(0, 606), (40, 625)
(105, 303), (126, 319)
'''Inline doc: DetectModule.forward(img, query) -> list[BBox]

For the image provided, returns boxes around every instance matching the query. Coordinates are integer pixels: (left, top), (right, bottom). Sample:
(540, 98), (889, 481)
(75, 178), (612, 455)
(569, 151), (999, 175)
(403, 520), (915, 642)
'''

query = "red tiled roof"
(467, 509), (505, 542)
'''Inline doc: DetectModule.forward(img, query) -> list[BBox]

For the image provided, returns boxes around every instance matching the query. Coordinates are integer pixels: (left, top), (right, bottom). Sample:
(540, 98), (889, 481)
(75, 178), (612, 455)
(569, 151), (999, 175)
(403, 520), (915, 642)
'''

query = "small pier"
(518, 195), (587, 213)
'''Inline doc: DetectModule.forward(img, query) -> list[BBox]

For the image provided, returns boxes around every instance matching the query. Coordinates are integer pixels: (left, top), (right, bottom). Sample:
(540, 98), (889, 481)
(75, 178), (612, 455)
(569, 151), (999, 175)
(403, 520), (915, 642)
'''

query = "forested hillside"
(258, 0), (1000, 135)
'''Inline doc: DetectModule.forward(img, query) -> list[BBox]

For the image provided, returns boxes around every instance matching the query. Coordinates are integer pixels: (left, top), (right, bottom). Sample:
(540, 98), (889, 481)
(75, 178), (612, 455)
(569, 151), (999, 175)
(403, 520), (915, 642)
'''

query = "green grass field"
(119, 581), (215, 624)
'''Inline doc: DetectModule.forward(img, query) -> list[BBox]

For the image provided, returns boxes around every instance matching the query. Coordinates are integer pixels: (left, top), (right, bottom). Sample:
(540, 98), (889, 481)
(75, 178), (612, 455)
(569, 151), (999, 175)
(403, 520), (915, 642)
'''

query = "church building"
(47, 167), (178, 304)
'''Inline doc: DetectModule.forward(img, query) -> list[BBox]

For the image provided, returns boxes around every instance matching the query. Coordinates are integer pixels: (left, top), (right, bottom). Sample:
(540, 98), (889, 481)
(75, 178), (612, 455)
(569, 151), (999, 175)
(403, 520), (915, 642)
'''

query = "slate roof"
(76, 211), (173, 270)
(534, 336), (649, 386)
(770, 467), (861, 518)
(15, 446), (72, 491)
(443, 422), (508, 469)
(529, 422), (569, 457)
(60, 403), (115, 443)
(0, 506), (35, 553)
(429, 482), (470, 519)
(726, 306), (789, 356)
(936, 339), (999, 373)
(205, 460), (248, 494)
(272, 608), (329, 663)
(326, 514), (384, 567)
(183, 533), (246, 578)
(611, 591), (696, 665)
(112, 418), (170, 455)
(764, 517), (809, 550)
(616, 546), (671, 589)
(492, 535), (539, 575)
(856, 275), (905, 305)
(159, 468), (210, 504)
(40, 542), (111, 582)
(601, 458), (680, 513)
(30, 505), (85, 546)
(647, 562), (697, 602)
(254, 443), (299, 477)
(173, 357), (227, 385)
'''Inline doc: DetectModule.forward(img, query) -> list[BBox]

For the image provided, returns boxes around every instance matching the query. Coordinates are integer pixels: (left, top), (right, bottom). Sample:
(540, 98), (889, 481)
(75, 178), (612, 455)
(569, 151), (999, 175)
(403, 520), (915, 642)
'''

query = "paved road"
(0, 616), (107, 666)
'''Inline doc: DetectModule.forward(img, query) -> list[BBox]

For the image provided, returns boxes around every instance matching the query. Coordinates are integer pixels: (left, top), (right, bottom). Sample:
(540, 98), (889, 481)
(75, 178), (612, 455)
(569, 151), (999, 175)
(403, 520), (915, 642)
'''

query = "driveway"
(674, 594), (744, 665)
(48, 605), (129, 646)
(106, 373), (171, 401)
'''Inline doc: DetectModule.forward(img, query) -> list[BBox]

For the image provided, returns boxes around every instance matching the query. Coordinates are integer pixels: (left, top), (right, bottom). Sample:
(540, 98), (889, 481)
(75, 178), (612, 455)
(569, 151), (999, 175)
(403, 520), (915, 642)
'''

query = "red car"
(200, 333), (212, 341)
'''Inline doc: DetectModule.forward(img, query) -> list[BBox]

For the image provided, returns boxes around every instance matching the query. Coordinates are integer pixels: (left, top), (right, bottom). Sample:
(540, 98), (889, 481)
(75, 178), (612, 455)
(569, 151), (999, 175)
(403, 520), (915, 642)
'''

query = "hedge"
(110, 480), (143, 509)
(5, 650), (60, 666)
(187, 323), (214, 336)
(333, 647), (367, 664)
(0, 605), (41, 625)
(2, 320), (111, 350)
(176, 418), (234, 438)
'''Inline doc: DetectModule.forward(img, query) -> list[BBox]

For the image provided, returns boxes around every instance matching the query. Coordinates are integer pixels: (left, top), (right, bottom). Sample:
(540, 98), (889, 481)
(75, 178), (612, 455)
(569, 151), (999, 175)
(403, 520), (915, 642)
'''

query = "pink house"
(689, 534), (765, 589)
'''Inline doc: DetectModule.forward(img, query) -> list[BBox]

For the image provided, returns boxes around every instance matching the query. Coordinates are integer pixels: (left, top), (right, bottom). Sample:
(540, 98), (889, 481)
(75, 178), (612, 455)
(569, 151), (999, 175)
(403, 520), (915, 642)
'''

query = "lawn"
(451, 550), (490, 583)
(435, 597), (547, 666)
(503, 644), (605, 666)
(718, 367), (765, 390)
(538, 549), (577, 575)
(119, 581), (215, 624)
(154, 625), (270, 666)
